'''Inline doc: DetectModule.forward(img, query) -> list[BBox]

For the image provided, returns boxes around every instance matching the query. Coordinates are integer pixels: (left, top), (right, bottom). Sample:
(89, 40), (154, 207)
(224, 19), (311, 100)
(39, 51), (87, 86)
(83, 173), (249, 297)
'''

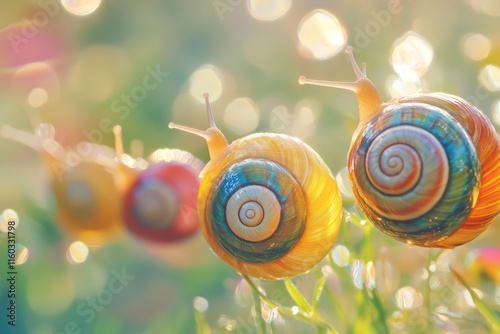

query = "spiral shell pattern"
(398, 93), (500, 247)
(123, 159), (202, 243)
(52, 161), (122, 245)
(349, 103), (481, 247)
(199, 133), (342, 280)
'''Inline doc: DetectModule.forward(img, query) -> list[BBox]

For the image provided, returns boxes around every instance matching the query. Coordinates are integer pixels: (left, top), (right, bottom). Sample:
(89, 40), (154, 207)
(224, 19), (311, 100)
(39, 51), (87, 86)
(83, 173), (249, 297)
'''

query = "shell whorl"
(397, 93), (500, 247)
(349, 103), (481, 247)
(199, 133), (342, 280)
(123, 160), (201, 243)
(52, 161), (123, 245)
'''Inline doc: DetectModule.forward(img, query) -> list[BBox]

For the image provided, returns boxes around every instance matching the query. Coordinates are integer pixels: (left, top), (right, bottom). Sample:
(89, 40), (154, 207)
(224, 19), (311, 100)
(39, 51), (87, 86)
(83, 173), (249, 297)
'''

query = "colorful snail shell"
(115, 124), (204, 243)
(468, 247), (500, 284)
(1, 124), (123, 246)
(299, 46), (500, 248)
(169, 94), (342, 280)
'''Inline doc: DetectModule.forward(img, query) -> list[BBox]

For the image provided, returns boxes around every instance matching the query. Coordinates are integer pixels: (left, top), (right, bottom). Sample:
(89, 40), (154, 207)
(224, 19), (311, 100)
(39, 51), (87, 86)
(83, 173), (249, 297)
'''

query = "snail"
(299, 46), (500, 248)
(168, 93), (342, 279)
(113, 125), (204, 244)
(468, 247), (500, 284)
(1, 123), (123, 246)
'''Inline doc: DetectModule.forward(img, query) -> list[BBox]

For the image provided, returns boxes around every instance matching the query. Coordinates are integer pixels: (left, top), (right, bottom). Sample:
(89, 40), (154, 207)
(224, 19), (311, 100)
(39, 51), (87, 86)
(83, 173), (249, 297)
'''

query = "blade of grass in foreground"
(194, 307), (211, 334)
(241, 274), (339, 333)
(250, 279), (269, 334)
(451, 268), (500, 334)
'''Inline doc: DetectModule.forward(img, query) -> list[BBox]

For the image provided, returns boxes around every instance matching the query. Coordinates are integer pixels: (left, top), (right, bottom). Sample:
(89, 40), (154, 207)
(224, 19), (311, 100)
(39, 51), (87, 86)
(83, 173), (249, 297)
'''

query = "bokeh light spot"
(0, 209), (19, 233)
(61, 0), (102, 16)
(223, 97), (259, 135)
(298, 10), (346, 60)
(385, 74), (422, 98)
(391, 31), (433, 82)
(247, 0), (292, 21)
(352, 259), (365, 289)
(332, 245), (350, 267)
(335, 167), (354, 199)
(234, 279), (252, 307)
(492, 100), (500, 126)
(261, 303), (279, 323)
(395, 286), (422, 309)
(461, 33), (491, 61)
(193, 296), (209, 312)
(467, 0), (500, 16)
(189, 65), (223, 102)
(28, 87), (49, 108)
(365, 261), (376, 290)
(478, 65), (500, 91)
(67, 241), (89, 264)
(15, 244), (30, 265)
(290, 105), (316, 139)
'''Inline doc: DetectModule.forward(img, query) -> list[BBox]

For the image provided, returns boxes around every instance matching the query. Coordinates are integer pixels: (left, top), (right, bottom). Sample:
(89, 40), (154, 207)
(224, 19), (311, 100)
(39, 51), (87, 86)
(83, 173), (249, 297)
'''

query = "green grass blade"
(451, 268), (500, 334)
(240, 274), (310, 322)
(194, 308), (211, 334)
(285, 279), (313, 315)
(250, 280), (269, 334)
(312, 276), (327, 312)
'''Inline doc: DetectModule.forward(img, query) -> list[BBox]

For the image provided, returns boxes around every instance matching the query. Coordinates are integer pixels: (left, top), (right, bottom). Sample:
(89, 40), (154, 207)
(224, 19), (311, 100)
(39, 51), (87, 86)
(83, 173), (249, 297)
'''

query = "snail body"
(112, 126), (204, 244)
(1, 124), (123, 246)
(169, 94), (342, 279)
(299, 47), (500, 248)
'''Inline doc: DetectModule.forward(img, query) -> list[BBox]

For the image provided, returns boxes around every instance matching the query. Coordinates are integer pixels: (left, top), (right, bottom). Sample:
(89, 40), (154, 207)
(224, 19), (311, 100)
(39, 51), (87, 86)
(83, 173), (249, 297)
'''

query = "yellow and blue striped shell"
(198, 133), (342, 280)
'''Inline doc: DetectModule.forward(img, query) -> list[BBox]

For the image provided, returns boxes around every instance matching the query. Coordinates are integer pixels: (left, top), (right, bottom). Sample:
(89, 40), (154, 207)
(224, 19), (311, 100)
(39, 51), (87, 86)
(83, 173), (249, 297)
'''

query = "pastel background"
(0, 1), (499, 333)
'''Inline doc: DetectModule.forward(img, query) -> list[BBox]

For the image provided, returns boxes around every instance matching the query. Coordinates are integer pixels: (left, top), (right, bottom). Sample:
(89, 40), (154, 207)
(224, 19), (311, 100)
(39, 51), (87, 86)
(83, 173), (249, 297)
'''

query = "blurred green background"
(0, 0), (499, 333)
